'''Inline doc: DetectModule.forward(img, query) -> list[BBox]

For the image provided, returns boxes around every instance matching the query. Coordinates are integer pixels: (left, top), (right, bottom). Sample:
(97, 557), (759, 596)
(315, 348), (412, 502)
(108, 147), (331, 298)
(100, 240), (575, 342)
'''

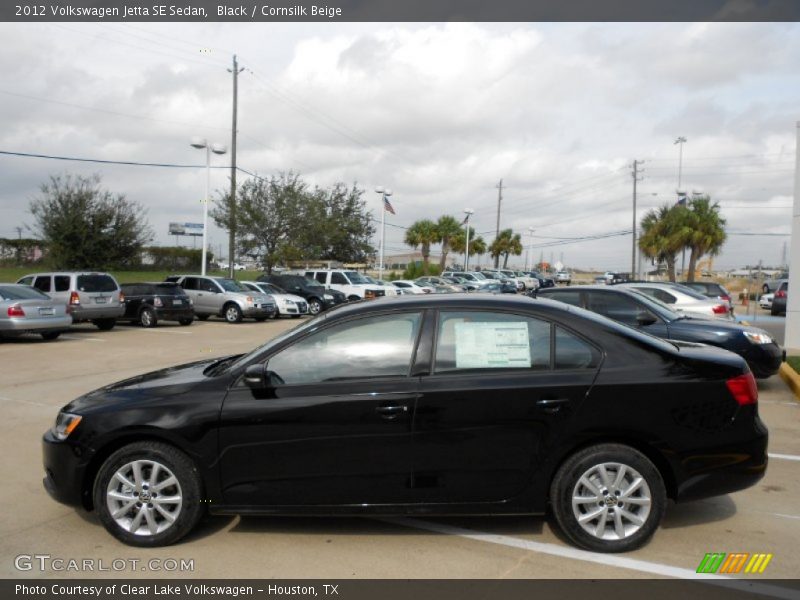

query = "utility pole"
(631, 160), (643, 277)
(14, 226), (22, 265)
(227, 54), (244, 279)
(494, 179), (503, 268)
(675, 136), (687, 278)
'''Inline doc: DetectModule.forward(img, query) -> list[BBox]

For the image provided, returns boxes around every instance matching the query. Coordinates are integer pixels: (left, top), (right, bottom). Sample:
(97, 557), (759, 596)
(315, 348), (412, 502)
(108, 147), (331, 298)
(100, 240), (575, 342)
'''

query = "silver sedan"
(619, 282), (733, 320)
(0, 284), (72, 340)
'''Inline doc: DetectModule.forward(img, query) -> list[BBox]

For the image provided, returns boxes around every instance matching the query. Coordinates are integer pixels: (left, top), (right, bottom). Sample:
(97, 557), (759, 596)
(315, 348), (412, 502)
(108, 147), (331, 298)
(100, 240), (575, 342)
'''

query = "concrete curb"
(778, 362), (800, 402)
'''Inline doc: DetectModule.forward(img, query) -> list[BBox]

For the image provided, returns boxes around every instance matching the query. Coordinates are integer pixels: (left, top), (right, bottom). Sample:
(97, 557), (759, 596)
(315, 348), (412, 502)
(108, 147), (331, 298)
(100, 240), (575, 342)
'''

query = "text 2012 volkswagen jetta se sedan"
(43, 295), (767, 552)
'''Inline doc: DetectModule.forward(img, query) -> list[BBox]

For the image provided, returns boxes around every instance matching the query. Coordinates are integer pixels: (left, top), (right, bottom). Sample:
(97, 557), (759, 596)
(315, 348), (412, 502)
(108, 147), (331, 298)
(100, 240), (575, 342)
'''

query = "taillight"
(69, 291), (80, 305)
(712, 304), (728, 314)
(119, 291), (125, 304)
(776, 289), (787, 298)
(7, 304), (25, 317)
(726, 373), (758, 406)
(154, 296), (163, 307)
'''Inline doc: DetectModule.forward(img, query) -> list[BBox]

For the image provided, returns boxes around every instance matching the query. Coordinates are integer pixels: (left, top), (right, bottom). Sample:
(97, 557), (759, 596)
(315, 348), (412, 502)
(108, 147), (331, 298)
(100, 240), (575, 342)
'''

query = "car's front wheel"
(550, 443), (666, 553)
(308, 298), (323, 315)
(93, 441), (204, 547)
(224, 303), (243, 323)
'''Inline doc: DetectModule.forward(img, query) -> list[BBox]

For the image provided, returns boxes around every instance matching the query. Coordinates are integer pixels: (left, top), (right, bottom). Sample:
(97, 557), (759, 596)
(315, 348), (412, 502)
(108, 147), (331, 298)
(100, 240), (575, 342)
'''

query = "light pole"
(375, 187), (393, 281)
(526, 227), (535, 271)
(463, 208), (474, 271)
(675, 136), (687, 277)
(191, 137), (227, 276)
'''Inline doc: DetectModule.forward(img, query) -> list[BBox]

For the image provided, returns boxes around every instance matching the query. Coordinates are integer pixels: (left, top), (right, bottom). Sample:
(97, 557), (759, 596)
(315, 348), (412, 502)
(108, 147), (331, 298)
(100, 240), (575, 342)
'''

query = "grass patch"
(786, 356), (800, 376)
(0, 267), (265, 284)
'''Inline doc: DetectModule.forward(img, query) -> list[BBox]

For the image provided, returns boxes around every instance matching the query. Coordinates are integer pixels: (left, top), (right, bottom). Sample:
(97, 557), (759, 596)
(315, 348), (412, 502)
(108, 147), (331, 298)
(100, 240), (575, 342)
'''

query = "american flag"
(383, 195), (396, 215)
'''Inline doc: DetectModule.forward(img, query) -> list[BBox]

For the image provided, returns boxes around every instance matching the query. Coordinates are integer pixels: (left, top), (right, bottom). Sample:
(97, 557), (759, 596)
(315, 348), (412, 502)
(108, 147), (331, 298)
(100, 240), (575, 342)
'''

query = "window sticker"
(454, 321), (531, 368)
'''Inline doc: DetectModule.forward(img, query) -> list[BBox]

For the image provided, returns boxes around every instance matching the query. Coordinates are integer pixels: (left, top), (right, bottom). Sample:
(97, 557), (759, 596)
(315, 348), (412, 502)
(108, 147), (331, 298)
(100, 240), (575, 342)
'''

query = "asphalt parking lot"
(1, 315), (799, 585)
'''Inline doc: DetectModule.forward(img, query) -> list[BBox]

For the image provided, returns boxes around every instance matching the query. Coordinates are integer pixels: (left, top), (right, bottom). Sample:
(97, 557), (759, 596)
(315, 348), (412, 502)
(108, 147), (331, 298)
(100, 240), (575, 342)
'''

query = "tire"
(308, 298), (323, 315)
(549, 443), (666, 553)
(139, 308), (157, 328)
(254, 316), (268, 322)
(196, 314), (209, 321)
(224, 303), (243, 323)
(41, 331), (61, 341)
(291, 314), (302, 319)
(93, 318), (116, 331)
(178, 318), (193, 326)
(93, 441), (204, 547)
(763, 284), (769, 294)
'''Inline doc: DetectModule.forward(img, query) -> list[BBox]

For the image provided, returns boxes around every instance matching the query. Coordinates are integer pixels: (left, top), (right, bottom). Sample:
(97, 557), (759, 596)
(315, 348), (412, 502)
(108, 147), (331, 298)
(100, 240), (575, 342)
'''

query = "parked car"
(0, 284), (71, 340)
(259, 274), (336, 316)
(514, 271), (540, 290)
(302, 269), (384, 301)
(240, 281), (308, 318)
(679, 281), (734, 313)
(391, 280), (433, 294)
(415, 277), (463, 293)
(17, 271), (124, 330)
(119, 283), (195, 327)
(556, 271), (572, 285)
(43, 294), (767, 552)
(164, 275), (276, 323)
(771, 281), (788, 316)
(480, 270), (517, 290)
(475, 280), (518, 294)
(495, 269), (525, 290)
(442, 271), (495, 289)
(762, 273), (788, 294)
(362, 276), (402, 296)
(618, 283), (732, 320)
(759, 293), (774, 310)
(529, 272), (555, 288)
(537, 285), (783, 378)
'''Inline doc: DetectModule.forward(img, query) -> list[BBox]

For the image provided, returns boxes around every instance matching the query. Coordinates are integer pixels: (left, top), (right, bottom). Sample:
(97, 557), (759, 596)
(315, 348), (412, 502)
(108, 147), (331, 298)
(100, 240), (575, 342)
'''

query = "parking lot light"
(190, 138), (228, 276)
(464, 208), (474, 271)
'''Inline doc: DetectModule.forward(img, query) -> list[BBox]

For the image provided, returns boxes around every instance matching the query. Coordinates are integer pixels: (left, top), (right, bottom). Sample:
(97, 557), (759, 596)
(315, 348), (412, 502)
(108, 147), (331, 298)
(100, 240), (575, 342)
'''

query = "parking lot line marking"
(139, 328), (193, 335)
(768, 453), (800, 462)
(382, 518), (797, 599)
(0, 396), (52, 408)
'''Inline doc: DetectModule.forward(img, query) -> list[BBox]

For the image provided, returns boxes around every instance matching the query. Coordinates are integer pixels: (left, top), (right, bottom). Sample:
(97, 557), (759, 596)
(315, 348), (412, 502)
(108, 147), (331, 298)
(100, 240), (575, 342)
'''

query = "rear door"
(412, 309), (601, 503)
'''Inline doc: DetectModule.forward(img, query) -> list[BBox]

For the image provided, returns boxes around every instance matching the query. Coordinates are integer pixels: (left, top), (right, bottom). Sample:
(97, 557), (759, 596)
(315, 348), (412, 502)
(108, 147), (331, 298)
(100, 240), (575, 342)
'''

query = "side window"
(331, 272), (348, 285)
(267, 313), (422, 384)
(181, 277), (197, 291)
(651, 289), (676, 304)
(586, 292), (641, 327)
(555, 327), (600, 370)
(199, 279), (219, 293)
(54, 276), (70, 292)
(314, 273), (327, 285)
(545, 291), (582, 307)
(434, 311), (551, 373)
(18, 276), (34, 286)
(33, 276), (51, 292)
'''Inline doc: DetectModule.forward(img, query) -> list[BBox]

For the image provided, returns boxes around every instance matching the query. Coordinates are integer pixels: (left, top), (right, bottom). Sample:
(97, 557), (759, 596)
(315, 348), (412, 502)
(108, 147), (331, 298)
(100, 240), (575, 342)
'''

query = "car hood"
(669, 315), (771, 340)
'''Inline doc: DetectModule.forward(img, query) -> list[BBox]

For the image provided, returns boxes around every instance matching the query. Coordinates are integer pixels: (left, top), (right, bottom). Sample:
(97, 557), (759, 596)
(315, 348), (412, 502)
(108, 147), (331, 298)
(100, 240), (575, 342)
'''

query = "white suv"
(302, 270), (385, 301)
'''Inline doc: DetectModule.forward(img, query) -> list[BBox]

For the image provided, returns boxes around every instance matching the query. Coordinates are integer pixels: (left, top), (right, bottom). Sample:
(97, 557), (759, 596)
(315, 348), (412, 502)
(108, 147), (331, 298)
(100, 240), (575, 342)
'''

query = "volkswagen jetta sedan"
(42, 295), (767, 552)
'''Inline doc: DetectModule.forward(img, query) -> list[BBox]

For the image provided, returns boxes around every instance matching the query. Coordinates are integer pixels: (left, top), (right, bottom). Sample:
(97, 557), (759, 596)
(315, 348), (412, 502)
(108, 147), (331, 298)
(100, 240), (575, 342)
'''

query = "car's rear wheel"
(254, 316), (268, 322)
(224, 303), (243, 323)
(93, 318), (116, 331)
(93, 441), (203, 547)
(550, 443), (665, 553)
(41, 331), (61, 341)
(308, 298), (323, 315)
(196, 314), (209, 321)
(139, 308), (157, 328)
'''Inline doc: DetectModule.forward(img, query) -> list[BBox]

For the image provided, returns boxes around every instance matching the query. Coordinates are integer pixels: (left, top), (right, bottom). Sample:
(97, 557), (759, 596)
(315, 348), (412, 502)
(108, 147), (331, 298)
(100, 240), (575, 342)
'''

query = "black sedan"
(42, 295), (767, 552)
(537, 285), (783, 378)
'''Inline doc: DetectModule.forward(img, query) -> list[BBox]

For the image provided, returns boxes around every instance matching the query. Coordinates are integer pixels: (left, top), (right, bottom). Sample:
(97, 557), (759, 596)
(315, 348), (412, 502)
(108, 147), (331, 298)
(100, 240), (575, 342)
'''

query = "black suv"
(258, 274), (336, 315)
(120, 282), (195, 327)
(537, 285), (783, 378)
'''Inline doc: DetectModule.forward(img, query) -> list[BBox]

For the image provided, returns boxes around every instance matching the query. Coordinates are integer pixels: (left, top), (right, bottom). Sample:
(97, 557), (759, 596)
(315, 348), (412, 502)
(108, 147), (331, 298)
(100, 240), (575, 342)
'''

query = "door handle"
(536, 398), (570, 414)
(376, 404), (408, 420)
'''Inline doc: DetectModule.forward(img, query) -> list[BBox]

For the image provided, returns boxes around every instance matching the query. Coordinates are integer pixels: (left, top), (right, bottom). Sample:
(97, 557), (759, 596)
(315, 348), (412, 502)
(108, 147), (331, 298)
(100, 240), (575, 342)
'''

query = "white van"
(302, 270), (384, 301)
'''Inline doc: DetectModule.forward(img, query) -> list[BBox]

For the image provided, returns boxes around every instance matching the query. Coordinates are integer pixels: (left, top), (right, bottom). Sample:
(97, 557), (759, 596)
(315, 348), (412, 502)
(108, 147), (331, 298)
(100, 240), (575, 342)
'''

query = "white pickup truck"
(302, 269), (385, 301)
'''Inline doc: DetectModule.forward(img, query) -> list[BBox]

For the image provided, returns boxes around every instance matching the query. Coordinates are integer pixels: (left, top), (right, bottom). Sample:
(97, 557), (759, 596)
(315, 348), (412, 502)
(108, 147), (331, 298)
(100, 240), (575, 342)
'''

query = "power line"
(0, 149), (225, 169)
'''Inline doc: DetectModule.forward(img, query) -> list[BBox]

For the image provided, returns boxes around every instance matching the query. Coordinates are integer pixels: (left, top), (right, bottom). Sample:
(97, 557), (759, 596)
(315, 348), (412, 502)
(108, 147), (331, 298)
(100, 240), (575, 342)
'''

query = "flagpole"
(380, 198), (386, 281)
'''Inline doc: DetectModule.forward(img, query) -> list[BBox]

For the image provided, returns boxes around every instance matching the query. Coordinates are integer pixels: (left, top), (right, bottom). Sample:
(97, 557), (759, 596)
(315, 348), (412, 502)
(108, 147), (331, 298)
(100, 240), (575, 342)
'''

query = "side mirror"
(636, 312), (657, 326)
(243, 364), (267, 388)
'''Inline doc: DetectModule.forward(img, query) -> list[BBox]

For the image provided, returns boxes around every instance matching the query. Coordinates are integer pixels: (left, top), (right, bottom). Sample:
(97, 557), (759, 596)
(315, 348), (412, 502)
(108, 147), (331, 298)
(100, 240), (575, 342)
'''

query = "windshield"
(217, 278), (248, 293)
(344, 271), (370, 284)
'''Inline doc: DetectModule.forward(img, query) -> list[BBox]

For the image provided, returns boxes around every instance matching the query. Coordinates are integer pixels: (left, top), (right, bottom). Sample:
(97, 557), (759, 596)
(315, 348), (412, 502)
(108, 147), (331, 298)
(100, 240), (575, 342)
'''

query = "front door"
(411, 310), (601, 503)
(218, 311), (424, 506)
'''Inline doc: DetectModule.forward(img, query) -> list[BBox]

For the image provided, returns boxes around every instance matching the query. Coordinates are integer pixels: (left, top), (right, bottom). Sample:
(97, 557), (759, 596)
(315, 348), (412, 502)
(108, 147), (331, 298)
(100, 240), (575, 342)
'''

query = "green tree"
(315, 183), (375, 263)
(450, 226), (486, 265)
(435, 215), (463, 270)
(29, 174), (152, 269)
(404, 219), (439, 269)
(684, 196), (727, 282)
(638, 204), (688, 282)
(489, 228), (523, 268)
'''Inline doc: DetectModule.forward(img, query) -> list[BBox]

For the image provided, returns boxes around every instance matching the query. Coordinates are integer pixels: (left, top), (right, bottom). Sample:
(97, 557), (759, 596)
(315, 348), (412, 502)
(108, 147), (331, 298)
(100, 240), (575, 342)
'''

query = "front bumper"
(242, 305), (277, 318)
(42, 429), (92, 508)
(742, 342), (784, 378)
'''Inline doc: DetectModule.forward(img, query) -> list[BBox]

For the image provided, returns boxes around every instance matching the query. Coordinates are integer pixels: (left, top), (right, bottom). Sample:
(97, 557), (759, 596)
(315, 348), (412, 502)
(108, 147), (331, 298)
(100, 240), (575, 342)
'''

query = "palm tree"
(450, 226), (486, 266)
(489, 229), (523, 268)
(404, 219), (439, 270)
(638, 204), (688, 282)
(685, 196), (727, 282)
(435, 215), (463, 270)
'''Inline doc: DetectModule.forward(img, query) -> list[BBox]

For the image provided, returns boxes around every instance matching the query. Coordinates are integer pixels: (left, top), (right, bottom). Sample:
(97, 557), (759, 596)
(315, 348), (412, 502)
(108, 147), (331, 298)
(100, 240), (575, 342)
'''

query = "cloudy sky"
(0, 21), (798, 271)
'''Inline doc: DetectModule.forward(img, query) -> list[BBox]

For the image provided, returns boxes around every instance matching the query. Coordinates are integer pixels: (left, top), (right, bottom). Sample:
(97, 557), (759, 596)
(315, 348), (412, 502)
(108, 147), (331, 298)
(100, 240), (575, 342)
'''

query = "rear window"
(0, 285), (52, 301)
(153, 283), (186, 296)
(77, 275), (118, 293)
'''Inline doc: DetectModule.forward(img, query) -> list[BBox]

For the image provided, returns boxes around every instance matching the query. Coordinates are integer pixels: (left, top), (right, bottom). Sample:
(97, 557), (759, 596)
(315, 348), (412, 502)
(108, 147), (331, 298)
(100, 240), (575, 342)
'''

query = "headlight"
(324, 294), (333, 300)
(52, 412), (82, 441)
(744, 331), (773, 345)
(285, 299), (295, 306)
